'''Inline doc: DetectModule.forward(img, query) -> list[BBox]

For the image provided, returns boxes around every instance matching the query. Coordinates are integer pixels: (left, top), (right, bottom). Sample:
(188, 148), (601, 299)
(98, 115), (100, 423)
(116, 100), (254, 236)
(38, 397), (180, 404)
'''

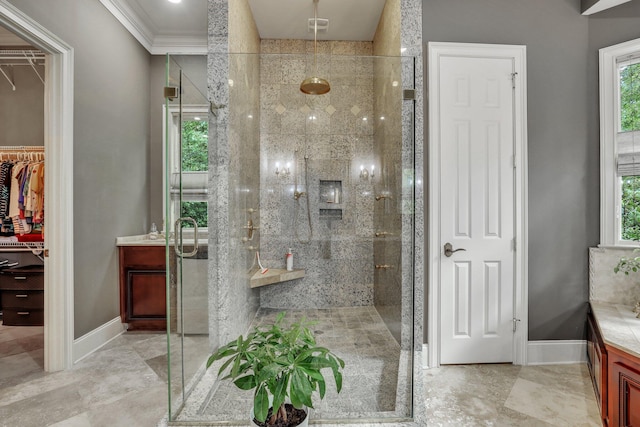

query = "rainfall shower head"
(300, 76), (330, 95)
(300, 0), (330, 95)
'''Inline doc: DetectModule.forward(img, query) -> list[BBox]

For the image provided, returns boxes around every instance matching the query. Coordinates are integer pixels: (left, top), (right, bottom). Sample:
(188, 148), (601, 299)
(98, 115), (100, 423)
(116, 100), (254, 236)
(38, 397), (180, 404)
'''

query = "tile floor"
(0, 319), (601, 426)
(183, 307), (409, 422)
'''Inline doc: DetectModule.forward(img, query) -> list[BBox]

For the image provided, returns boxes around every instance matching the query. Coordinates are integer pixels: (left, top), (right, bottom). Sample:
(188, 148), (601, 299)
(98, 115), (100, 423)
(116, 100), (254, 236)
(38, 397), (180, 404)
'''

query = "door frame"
(0, 0), (75, 371)
(427, 42), (528, 367)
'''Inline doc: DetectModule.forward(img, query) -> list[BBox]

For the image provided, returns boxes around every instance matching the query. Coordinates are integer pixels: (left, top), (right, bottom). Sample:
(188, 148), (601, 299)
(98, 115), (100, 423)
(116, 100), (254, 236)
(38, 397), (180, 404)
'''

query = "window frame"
(600, 37), (640, 246)
(162, 104), (209, 234)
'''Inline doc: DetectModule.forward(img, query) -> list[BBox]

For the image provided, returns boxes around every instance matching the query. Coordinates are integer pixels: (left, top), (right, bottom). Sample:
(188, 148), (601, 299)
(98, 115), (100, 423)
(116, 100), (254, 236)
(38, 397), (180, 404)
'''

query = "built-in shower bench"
(249, 268), (305, 288)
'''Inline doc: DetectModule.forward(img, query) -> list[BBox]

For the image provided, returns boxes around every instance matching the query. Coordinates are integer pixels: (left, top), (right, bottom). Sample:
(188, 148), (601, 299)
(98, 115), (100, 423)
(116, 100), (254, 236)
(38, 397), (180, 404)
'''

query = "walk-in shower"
(164, 0), (423, 424)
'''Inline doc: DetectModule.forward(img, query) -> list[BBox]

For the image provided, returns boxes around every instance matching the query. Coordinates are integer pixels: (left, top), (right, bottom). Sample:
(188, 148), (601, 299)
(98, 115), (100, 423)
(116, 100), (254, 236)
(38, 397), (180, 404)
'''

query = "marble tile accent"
(589, 246), (640, 304)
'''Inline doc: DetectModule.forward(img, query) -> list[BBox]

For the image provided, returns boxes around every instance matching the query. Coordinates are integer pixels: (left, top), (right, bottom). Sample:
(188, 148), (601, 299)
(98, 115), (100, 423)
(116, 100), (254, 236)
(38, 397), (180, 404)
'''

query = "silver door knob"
(444, 242), (466, 257)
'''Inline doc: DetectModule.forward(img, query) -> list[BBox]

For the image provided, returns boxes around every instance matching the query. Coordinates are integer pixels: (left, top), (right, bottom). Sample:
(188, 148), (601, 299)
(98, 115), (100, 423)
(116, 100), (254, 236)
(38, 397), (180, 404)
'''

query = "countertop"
(591, 301), (640, 358)
(116, 234), (207, 247)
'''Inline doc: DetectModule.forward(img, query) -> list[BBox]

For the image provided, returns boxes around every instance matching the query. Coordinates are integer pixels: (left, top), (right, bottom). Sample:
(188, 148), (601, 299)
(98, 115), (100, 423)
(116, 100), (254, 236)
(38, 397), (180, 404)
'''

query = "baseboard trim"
(422, 344), (429, 369)
(527, 340), (586, 365)
(72, 317), (124, 364)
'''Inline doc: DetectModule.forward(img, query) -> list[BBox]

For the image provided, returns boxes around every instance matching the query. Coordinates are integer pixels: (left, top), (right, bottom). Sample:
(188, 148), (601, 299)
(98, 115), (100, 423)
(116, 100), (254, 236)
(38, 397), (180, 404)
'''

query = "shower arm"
(312, 0), (318, 75)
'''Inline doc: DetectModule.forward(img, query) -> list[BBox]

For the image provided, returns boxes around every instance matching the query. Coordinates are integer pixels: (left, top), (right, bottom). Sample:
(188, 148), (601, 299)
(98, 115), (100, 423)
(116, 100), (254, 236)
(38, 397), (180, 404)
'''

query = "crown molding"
(100, 0), (206, 55)
(99, 0), (153, 51)
(581, 0), (632, 15)
(151, 35), (207, 55)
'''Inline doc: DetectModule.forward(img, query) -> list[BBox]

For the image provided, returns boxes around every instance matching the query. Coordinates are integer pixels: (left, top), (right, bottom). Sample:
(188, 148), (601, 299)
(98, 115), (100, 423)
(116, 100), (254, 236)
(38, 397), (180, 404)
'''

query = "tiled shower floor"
(178, 306), (409, 422)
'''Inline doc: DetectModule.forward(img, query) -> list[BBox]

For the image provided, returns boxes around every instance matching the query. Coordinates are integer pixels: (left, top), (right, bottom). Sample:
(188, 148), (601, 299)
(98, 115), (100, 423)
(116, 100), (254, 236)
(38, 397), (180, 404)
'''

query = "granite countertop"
(591, 301), (640, 358)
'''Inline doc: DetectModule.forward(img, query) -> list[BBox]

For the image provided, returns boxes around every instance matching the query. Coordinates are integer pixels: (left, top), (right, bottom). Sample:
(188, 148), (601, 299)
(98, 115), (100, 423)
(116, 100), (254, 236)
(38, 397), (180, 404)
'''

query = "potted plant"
(206, 312), (345, 427)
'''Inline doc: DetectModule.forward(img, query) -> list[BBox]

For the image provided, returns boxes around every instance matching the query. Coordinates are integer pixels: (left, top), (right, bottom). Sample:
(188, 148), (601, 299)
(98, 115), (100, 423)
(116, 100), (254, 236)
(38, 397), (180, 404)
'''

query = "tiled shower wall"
(208, 0), (261, 344)
(258, 39), (378, 308)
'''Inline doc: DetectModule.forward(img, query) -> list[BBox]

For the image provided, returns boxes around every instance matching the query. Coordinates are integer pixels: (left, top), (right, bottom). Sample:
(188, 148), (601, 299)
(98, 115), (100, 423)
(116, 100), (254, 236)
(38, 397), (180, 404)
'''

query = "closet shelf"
(0, 241), (44, 253)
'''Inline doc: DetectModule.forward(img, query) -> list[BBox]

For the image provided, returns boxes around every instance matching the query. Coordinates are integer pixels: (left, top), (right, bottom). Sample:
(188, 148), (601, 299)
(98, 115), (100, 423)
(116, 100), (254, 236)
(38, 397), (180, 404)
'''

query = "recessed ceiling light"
(168, 0), (181, 3)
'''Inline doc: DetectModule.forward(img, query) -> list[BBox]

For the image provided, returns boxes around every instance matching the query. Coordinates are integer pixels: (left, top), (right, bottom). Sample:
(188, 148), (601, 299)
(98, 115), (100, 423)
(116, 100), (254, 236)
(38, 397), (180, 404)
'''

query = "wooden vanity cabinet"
(588, 311), (608, 426)
(608, 346), (640, 427)
(118, 246), (166, 331)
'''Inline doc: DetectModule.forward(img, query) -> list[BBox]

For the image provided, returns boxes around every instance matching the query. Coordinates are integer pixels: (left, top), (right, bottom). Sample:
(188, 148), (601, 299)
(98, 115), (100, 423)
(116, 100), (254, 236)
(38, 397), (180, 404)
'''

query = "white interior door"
(438, 55), (516, 364)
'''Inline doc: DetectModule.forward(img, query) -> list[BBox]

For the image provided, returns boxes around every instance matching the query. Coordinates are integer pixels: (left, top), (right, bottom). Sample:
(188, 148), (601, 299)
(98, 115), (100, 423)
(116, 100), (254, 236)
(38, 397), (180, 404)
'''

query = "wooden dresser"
(0, 265), (44, 326)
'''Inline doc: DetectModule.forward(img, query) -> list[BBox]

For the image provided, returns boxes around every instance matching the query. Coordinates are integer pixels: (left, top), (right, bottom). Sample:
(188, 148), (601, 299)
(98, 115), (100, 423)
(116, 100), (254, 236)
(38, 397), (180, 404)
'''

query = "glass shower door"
(165, 54), (211, 422)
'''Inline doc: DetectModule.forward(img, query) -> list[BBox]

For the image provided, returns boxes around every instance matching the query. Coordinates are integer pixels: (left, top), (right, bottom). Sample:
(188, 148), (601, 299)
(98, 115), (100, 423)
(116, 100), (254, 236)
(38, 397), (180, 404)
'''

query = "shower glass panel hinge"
(164, 86), (178, 100)
(513, 318), (521, 332)
(403, 89), (415, 101)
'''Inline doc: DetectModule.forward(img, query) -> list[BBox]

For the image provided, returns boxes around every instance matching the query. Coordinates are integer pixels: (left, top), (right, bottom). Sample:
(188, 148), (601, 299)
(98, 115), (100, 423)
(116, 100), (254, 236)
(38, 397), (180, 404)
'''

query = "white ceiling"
(247, 0), (387, 41)
(100, 0), (386, 54)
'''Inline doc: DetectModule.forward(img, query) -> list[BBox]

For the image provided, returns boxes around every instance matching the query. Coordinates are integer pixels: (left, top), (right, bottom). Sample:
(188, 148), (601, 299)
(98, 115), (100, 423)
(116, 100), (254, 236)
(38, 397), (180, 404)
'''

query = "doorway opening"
(0, 0), (74, 371)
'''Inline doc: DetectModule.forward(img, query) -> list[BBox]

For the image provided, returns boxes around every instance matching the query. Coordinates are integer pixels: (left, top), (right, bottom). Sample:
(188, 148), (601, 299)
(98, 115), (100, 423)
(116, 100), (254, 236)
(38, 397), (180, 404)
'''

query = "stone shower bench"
(249, 268), (305, 288)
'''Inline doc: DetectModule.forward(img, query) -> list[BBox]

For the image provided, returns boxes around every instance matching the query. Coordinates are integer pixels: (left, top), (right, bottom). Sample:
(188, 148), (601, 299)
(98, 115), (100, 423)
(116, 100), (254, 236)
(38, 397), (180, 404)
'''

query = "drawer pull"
(17, 311), (30, 315)
(14, 276), (27, 280)
(15, 294), (28, 298)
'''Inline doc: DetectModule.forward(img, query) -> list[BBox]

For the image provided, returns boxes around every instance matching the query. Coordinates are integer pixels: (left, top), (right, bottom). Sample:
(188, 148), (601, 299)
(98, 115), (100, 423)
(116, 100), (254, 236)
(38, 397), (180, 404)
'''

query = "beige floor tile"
(504, 377), (600, 427)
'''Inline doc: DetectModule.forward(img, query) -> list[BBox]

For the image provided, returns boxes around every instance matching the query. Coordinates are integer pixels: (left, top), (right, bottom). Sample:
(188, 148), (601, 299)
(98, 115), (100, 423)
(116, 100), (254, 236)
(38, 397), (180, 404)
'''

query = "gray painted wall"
(0, 64), (44, 146)
(9, 0), (152, 338)
(423, 0), (640, 341)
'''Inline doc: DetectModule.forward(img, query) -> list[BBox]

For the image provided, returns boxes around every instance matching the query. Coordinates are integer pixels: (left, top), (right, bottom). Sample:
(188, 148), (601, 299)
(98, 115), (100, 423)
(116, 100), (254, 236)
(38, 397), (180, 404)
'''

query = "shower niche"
(319, 180), (342, 220)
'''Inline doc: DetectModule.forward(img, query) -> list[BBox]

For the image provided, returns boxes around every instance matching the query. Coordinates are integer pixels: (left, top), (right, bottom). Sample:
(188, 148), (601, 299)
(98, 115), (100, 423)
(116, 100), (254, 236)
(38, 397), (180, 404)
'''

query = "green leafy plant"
(206, 312), (345, 426)
(614, 249), (640, 275)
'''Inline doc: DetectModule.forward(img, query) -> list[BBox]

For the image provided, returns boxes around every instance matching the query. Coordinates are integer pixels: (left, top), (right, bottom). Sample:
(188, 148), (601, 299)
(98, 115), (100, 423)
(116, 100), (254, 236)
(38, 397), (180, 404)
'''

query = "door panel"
(439, 56), (515, 364)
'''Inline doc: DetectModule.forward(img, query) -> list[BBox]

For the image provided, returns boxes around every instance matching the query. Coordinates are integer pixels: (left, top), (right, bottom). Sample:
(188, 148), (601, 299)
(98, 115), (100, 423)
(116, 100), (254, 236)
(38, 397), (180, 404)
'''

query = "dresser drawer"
(2, 308), (44, 326)
(0, 270), (44, 291)
(1, 290), (43, 309)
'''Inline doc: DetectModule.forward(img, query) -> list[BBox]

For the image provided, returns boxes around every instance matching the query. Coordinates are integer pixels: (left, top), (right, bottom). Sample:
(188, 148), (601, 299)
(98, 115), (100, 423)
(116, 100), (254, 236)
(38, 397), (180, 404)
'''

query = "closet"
(0, 38), (45, 337)
(0, 147), (45, 326)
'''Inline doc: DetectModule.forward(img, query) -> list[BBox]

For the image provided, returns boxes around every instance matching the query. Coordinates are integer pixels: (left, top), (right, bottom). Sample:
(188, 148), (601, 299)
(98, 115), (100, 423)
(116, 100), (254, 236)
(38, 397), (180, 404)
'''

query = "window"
(600, 38), (640, 246)
(165, 106), (209, 233)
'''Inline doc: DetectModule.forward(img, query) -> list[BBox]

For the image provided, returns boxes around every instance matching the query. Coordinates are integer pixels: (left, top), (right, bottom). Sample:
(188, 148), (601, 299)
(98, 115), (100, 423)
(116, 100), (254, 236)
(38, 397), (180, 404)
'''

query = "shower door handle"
(175, 217), (198, 257)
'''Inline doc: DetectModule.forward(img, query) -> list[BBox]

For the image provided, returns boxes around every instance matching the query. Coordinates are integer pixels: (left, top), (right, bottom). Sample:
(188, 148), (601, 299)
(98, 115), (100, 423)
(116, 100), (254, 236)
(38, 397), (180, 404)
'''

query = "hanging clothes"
(0, 155), (44, 238)
(0, 161), (13, 218)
